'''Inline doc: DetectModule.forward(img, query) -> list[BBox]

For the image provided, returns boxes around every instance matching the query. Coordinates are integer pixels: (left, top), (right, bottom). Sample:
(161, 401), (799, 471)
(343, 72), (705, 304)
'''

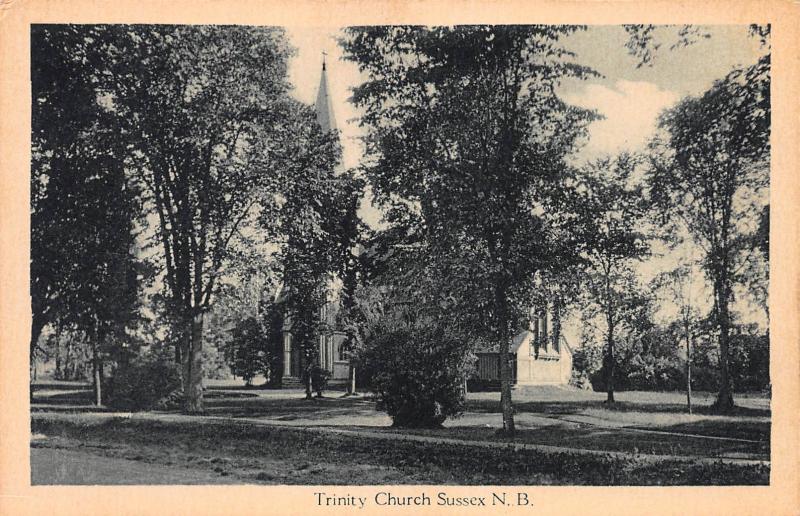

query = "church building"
(279, 58), (351, 386)
(279, 58), (573, 389)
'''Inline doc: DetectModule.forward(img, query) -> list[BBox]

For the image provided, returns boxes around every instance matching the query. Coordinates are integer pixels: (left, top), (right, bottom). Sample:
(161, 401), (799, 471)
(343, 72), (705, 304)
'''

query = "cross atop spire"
(315, 54), (336, 133)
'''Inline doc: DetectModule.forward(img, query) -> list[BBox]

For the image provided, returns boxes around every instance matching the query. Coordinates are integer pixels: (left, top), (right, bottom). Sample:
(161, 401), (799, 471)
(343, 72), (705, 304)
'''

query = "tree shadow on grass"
(466, 399), (770, 418)
(205, 384), (278, 392)
(31, 405), (111, 414)
(301, 422), (769, 460)
(467, 399), (592, 416)
(196, 393), (378, 420)
(31, 389), (94, 406)
(503, 426), (768, 459)
(31, 381), (92, 391)
(645, 419), (771, 443)
(204, 391), (259, 399)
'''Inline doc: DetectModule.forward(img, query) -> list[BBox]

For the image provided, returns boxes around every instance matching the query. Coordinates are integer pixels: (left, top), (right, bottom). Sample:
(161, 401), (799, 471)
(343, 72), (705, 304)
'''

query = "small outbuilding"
(474, 311), (573, 388)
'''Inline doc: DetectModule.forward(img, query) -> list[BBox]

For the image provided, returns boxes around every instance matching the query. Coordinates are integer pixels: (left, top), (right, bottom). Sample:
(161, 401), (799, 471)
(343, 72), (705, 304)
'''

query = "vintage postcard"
(1, 0), (798, 515)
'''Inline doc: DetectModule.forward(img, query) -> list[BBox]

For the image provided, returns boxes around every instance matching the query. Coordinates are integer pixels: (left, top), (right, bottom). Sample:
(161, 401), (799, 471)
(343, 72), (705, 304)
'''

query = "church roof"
(315, 59), (337, 133)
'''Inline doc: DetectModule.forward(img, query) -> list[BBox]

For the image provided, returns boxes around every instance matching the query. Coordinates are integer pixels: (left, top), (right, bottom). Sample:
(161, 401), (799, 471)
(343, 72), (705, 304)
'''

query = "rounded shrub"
(357, 325), (471, 428)
(104, 355), (182, 411)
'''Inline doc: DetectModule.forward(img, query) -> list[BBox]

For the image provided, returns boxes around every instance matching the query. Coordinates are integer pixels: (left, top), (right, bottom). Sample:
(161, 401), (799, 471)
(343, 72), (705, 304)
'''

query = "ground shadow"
(32, 389), (94, 406)
(198, 394), (377, 420)
(647, 419), (770, 442)
(206, 384), (280, 392)
(31, 405), (112, 414)
(31, 381), (92, 392)
(466, 398), (770, 418)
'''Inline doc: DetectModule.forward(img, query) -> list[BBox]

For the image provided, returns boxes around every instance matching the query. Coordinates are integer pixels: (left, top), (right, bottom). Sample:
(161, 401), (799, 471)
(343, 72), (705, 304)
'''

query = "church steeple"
(315, 53), (337, 133)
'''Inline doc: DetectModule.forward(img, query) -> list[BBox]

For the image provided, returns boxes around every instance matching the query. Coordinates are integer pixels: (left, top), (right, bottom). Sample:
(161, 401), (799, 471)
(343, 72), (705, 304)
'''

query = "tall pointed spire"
(315, 52), (337, 133)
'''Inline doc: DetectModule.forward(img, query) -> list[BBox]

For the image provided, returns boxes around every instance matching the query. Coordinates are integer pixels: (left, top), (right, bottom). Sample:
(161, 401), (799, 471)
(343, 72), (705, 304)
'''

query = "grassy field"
(30, 380), (770, 485)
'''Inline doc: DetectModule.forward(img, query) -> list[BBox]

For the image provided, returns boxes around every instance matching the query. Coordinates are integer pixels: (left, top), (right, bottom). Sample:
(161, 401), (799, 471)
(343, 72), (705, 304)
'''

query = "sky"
(282, 25), (768, 335)
(284, 25), (764, 225)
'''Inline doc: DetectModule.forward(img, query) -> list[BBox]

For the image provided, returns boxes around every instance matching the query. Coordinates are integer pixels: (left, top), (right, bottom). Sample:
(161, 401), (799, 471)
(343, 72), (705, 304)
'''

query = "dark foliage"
(342, 25), (599, 434)
(260, 301), (286, 387)
(228, 317), (272, 386)
(574, 328), (769, 393)
(300, 365), (332, 397)
(30, 25), (151, 403)
(357, 326), (469, 428)
(103, 357), (182, 411)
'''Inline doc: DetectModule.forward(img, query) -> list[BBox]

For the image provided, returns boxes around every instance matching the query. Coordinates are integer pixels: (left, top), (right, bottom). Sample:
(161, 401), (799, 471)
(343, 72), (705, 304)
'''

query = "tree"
(342, 26), (596, 434)
(272, 103), (364, 399)
(345, 259), (474, 427)
(204, 255), (279, 383)
(622, 25), (711, 68)
(31, 25), (148, 405)
(652, 262), (701, 412)
(228, 317), (271, 386)
(572, 154), (650, 402)
(649, 55), (770, 412)
(96, 26), (300, 412)
(623, 24), (769, 68)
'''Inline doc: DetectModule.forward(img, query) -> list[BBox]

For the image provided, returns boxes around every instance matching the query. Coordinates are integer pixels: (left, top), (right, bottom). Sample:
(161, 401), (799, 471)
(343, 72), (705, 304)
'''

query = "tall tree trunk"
(605, 314), (615, 404)
(64, 340), (73, 380)
(499, 338), (515, 434)
(31, 359), (37, 404)
(30, 317), (46, 364)
(488, 230), (514, 434)
(305, 360), (314, 400)
(496, 288), (515, 435)
(713, 210), (735, 413)
(30, 317), (45, 395)
(92, 339), (102, 406)
(347, 364), (356, 395)
(182, 311), (205, 413)
(54, 326), (62, 380)
(685, 327), (693, 414)
(715, 291), (734, 412)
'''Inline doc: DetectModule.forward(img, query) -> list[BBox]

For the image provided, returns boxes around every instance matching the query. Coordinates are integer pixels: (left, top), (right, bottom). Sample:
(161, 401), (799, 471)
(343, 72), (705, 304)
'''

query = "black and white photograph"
(26, 21), (773, 490)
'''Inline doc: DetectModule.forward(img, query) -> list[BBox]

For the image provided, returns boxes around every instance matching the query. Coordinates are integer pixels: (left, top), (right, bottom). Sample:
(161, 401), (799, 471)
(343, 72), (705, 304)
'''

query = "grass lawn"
(31, 414), (768, 486)
(30, 380), (770, 485)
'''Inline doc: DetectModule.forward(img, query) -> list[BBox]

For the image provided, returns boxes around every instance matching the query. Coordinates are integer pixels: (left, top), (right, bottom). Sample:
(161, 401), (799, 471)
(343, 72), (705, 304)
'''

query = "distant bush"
(301, 364), (331, 397)
(575, 329), (769, 394)
(466, 377), (498, 392)
(344, 284), (473, 428)
(228, 317), (272, 386)
(202, 344), (232, 380)
(104, 356), (182, 411)
(621, 354), (684, 391)
(569, 371), (593, 390)
(729, 333), (769, 392)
